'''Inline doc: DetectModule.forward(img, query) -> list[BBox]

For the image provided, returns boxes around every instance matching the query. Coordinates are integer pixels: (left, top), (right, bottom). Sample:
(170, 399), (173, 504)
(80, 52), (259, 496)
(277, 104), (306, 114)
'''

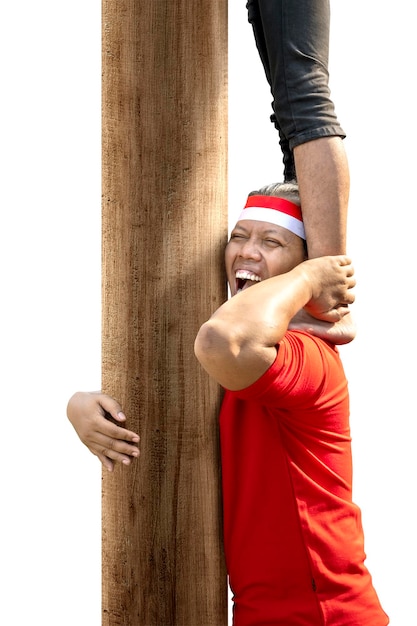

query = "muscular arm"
(194, 256), (354, 390)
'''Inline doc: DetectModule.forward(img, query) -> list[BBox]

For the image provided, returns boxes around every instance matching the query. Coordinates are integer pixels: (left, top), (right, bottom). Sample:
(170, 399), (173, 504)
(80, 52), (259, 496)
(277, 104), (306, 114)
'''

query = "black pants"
(247, 0), (345, 181)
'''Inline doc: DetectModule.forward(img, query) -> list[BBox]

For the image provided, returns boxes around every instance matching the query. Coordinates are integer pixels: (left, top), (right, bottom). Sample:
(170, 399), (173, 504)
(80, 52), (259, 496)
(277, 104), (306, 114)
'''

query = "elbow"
(194, 319), (233, 373)
(194, 320), (220, 365)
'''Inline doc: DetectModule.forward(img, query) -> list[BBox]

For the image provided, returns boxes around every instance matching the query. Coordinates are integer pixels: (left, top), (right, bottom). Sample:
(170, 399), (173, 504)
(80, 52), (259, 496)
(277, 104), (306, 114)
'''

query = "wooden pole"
(101, 0), (228, 624)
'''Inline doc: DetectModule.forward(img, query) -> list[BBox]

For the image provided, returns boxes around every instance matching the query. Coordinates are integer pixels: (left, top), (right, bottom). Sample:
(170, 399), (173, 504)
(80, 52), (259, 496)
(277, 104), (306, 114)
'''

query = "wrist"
(294, 261), (316, 305)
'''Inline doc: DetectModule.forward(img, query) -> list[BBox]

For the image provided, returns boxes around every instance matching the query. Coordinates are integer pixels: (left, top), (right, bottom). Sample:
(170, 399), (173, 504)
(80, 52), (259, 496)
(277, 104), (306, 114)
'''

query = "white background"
(1, 1), (414, 624)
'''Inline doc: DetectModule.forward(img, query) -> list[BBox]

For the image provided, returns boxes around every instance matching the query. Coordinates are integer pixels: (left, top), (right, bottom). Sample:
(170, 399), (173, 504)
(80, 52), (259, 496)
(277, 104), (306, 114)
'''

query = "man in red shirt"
(194, 182), (389, 625)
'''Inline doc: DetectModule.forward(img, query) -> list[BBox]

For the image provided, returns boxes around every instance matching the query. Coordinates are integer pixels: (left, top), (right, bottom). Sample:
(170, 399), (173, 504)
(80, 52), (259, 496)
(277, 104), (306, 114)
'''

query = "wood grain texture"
(101, 0), (228, 623)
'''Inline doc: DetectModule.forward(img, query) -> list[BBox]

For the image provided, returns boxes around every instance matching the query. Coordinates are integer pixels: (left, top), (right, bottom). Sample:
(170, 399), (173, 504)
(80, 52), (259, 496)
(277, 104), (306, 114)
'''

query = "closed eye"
(230, 233), (247, 240)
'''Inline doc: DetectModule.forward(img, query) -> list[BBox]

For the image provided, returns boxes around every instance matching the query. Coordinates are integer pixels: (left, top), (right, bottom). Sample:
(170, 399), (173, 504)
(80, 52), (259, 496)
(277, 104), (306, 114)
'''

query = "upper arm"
(194, 318), (277, 390)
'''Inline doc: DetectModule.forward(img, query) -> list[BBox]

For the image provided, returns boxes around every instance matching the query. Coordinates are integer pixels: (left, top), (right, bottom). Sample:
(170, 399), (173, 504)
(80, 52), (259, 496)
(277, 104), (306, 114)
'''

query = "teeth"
(235, 270), (261, 282)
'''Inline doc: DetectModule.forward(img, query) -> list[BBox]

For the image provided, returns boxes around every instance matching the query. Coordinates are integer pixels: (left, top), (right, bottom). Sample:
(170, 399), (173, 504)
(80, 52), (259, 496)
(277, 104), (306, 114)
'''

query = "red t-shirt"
(220, 330), (389, 626)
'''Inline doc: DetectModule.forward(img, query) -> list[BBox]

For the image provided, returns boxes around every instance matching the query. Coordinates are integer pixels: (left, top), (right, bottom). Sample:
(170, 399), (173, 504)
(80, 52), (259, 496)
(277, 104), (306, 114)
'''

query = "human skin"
(67, 391), (140, 472)
(295, 137), (350, 259)
(294, 136), (351, 321)
(68, 218), (355, 470)
(194, 218), (355, 390)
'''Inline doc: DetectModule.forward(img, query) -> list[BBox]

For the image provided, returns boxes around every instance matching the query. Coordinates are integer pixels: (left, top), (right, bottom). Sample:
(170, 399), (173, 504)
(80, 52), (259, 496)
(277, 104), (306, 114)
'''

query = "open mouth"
(235, 270), (261, 293)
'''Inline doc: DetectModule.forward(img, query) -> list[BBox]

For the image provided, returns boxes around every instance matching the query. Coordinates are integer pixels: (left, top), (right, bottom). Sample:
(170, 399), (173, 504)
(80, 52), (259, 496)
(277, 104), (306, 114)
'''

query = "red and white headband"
(237, 194), (305, 240)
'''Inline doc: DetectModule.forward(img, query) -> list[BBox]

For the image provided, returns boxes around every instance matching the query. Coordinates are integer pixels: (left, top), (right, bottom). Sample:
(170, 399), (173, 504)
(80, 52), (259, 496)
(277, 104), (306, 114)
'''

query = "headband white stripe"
(237, 206), (306, 239)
